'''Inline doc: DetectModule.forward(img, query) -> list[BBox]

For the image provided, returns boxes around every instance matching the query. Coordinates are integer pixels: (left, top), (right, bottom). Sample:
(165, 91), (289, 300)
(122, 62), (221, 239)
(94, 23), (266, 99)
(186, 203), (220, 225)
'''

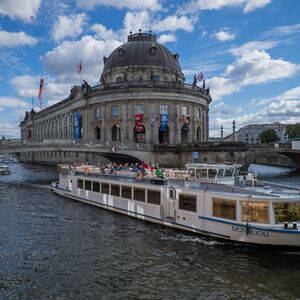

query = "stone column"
(150, 102), (158, 144)
(169, 103), (175, 144)
(191, 103), (196, 143)
(125, 101), (129, 141)
(174, 104), (180, 144)
(102, 104), (107, 144)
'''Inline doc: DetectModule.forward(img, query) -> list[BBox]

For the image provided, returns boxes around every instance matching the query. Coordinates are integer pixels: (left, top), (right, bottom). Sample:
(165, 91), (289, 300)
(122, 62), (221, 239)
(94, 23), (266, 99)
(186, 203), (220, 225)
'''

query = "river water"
(0, 163), (300, 299)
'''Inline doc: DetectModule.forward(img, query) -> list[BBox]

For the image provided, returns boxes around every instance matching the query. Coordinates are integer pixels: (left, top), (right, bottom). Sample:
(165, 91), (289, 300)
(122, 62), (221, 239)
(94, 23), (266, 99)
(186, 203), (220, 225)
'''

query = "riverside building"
(19, 31), (212, 163)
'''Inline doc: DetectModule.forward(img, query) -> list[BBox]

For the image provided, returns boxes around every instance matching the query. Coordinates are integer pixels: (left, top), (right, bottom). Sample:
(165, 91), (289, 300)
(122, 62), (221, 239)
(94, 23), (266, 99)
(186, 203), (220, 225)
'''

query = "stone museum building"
(19, 31), (212, 163)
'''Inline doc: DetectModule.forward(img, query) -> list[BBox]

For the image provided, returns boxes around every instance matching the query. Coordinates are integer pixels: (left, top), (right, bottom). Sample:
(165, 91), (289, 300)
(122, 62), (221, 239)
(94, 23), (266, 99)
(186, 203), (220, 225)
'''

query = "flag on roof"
(197, 71), (204, 82)
(77, 60), (82, 75)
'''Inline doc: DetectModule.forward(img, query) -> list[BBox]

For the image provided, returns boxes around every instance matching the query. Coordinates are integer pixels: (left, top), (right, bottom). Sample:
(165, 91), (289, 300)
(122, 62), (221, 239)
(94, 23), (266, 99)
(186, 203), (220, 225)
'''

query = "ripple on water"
(0, 163), (300, 299)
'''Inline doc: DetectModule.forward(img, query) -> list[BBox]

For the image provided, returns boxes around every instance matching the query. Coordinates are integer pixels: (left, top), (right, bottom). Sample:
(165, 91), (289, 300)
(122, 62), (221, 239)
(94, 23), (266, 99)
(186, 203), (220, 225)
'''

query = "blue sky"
(0, 0), (300, 138)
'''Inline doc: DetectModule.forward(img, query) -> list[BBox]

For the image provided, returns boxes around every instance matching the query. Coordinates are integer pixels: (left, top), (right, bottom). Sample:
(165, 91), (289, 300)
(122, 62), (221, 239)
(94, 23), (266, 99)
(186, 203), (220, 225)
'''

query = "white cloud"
(0, 30), (38, 47)
(153, 15), (195, 33)
(123, 11), (151, 35)
(225, 50), (298, 84)
(210, 85), (300, 136)
(181, 0), (271, 14)
(230, 40), (278, 56)
(243, 0), (272, 13)
(0, 0), (41, 21)
(91, 24), (120, 40)
(263, 23), (300, 37)
(10, 75), (39, 98)
(52, 13), (87, 41)
(42, 35), (122, 85)
(76, 0), (162, 11)
(208, 77), (238, 100)
(9, 75), (72, 108)
(211, 101), (242, 115)
(0, 121), (21, 138)
(44, 82), (72, 106)
(213, 30), (235, 41)
(0, 97), (28, 109)
(157, 33), (177, 44)
(208, 41), (299, 101)
(280, 86), (300, 99)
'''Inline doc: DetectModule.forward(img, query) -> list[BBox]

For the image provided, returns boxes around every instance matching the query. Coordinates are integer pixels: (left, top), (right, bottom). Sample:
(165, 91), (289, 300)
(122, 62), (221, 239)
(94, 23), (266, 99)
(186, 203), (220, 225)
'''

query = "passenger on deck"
(155, 165), (164, 179)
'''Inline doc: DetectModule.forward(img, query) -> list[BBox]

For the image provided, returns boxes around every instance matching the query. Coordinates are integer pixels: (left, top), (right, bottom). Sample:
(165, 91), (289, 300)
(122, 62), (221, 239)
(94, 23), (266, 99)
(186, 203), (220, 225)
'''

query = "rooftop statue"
(82, 80), (91, 95)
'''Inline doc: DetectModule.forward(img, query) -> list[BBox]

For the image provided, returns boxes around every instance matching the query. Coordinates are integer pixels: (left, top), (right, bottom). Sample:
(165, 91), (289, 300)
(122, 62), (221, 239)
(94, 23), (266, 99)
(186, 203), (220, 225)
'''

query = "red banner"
(134, 113), (144, 132)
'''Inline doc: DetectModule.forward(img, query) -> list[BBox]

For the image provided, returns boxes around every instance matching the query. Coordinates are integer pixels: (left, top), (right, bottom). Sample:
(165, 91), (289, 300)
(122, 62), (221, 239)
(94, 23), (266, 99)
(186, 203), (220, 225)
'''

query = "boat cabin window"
(134, 188), (145, 202)
(242, 201), (269, 224)
(213, 198), (236, 220)
(111, 184), (120, 197)
(169, 189), (176, 200)
(217, 169), (224, 178)
(85, 180), (92, 191)
(189, 168), (195, 178)
(179, 194), (197, 212)
(121, 186), (132, 199)
(77, 179), (83, 189)
(196, 168), (207, 178)
(93, 182), (100, 192)
(273, 202), (300, 223)
(147, 190), (161, 205)
(101, 182), (109, 194)
(208, 169), (217, 179)
(224, 168), (234, 177)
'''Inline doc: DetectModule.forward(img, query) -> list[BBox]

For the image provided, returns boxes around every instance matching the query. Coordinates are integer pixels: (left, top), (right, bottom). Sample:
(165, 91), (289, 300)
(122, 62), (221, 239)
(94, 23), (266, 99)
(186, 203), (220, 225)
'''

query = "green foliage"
(286, 124), (300, 139)
(259, 129), (279, 143)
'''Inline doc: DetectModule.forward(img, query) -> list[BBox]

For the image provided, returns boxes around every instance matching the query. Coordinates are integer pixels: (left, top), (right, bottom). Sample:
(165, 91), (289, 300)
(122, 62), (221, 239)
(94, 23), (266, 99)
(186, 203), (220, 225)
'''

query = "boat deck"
(69, 170), (299, 199)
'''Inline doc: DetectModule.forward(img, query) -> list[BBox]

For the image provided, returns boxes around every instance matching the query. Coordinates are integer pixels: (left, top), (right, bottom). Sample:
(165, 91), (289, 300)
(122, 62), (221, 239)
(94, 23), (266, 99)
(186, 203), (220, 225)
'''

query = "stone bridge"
(1, 139), (300, 168)
(0, 139), (153, 165)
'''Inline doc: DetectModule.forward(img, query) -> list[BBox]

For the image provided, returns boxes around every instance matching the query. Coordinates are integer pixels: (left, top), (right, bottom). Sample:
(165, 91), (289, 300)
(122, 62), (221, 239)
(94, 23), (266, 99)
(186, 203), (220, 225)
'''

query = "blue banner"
(160, 113), (169, 131)
(73, 112), (80, 142)
(192, 152), (200, 159)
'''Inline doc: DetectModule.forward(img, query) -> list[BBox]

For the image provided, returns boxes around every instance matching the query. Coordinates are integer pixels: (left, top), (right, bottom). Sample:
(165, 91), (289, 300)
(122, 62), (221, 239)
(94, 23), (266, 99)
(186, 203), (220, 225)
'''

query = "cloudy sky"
(0, 0), (299, 138)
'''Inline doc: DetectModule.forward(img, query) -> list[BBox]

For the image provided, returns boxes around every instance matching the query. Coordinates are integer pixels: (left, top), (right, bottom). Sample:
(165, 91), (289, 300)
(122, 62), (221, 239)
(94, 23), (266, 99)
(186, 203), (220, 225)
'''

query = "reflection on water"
(0, 163), (300, 299)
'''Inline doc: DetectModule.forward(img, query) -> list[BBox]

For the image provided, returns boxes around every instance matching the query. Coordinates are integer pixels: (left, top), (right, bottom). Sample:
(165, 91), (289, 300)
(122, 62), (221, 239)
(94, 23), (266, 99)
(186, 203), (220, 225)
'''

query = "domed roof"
(103, 32), (182, 74)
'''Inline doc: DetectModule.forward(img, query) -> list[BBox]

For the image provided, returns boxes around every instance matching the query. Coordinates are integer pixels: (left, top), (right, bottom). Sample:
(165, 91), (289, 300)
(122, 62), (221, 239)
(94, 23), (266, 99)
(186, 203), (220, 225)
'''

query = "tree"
(259, 129), (279, 143)
(286, 124), (300, 140)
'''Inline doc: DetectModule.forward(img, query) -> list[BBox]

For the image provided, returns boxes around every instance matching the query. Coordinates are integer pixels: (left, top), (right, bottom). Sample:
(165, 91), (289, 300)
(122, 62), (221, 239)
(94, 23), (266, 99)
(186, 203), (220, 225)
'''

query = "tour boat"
(52, 164), (300, 247)
(0, 165), (11, 175)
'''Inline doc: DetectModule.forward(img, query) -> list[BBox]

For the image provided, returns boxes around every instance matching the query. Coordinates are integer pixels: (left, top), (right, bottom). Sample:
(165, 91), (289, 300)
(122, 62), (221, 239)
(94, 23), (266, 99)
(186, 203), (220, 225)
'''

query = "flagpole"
(81, 62), (83, 85)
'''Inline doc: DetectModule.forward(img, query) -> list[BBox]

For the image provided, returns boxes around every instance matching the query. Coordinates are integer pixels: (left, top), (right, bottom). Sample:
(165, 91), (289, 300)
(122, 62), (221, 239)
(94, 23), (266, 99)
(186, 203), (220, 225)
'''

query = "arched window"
(159, 125), (169, 144)
(95, 127), (101, 140)
(134, 125), (146, 143)
(197, 126), (201, 142)
(181, 125), (189, 144)
(111, 125), (121, 142)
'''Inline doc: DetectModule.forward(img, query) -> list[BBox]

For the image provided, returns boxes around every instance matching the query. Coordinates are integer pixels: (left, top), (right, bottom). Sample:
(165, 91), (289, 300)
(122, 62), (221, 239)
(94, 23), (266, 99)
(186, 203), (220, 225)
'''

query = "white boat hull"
(52, 175), (300, 247)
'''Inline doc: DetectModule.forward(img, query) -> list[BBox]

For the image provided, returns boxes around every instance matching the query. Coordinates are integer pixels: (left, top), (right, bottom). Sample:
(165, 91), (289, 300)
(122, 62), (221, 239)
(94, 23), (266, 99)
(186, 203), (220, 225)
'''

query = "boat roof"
(185, 163), (238, 169)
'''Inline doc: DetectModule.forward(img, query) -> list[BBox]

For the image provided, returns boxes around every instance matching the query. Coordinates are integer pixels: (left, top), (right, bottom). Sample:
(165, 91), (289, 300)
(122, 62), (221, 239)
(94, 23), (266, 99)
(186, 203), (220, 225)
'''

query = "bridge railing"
(153, 142), (249, 151)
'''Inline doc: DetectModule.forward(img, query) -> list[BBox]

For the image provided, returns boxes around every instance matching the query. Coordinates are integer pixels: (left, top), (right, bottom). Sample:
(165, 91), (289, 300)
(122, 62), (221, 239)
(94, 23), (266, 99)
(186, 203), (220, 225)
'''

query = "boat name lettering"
(232, 225), (269, 237)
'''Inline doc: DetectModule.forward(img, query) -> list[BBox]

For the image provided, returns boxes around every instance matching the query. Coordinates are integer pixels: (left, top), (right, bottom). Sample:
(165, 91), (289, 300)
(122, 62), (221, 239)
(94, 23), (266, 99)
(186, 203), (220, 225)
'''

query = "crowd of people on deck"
(68, 160), (164, 180)
(98, 161), (165, 180)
